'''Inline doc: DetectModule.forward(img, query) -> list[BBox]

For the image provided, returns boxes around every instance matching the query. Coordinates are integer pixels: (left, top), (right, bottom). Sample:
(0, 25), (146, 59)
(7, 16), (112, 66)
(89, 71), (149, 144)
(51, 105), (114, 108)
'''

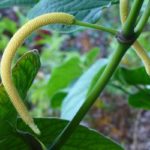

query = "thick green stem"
(49, 42), (130, 150)
(135, 0), (150, 35)
(75, 20), (117, 35)
(123, 0), (144, 36)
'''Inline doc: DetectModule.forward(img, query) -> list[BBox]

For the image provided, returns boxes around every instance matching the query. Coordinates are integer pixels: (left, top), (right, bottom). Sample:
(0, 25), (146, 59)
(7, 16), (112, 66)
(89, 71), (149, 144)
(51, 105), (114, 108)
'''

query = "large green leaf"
(0, 0), (39, 8)
(0, 50), (40, 122)
(116, 66), (150, 85)
(0, 118), (123, 150)
(47, 56), (83, 97)
(0, 120), (14, 141)
(128, 90), (150, 110)
(61, 59), (107, 120)
(28, 0), (115, 32)
(0, 130), (31, 150)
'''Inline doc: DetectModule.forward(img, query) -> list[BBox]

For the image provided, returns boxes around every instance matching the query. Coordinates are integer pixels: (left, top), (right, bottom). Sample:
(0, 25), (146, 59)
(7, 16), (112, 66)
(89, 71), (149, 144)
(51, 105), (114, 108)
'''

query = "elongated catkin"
(0, 13), (75, 134)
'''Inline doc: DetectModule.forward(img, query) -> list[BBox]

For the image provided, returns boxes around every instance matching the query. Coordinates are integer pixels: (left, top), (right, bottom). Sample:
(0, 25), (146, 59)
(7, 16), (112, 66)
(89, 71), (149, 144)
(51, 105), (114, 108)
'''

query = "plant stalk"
(135, 0), (150, 35)
(123, 0), (144, 36)
(49, 42), (130, 150)
(75, 20), (117, 35)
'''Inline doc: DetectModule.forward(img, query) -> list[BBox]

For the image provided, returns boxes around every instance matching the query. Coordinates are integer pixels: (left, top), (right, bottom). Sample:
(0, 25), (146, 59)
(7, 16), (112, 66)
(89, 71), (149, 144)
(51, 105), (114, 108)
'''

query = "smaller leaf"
(47, 56), (83, 97)
(0, 50), (40, 122)
(12, 50), (41, 98)
(117, 66), (150, 85)
(128, 90), (150, 110)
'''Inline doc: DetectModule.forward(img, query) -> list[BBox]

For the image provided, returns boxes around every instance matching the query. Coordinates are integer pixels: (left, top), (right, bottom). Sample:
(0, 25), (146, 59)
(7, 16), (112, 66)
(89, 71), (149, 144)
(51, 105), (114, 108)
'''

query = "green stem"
(49, 0), (146, 149)
(135, 0), (150, 35)
(123, 0), (144, 36)
(75, 20), (117, 35)
(49, 43), (130, 150)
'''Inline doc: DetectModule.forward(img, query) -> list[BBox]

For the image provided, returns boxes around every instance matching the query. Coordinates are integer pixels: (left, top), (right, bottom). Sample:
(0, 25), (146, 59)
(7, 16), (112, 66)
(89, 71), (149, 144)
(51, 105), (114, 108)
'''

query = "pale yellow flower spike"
(120, 0), (150, 75)
(0, 13), (75, 135)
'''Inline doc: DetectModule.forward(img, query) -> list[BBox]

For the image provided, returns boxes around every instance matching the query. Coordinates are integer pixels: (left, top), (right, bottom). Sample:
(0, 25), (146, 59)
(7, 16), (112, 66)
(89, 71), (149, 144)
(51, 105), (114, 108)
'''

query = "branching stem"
(49, 0), (145, 149)
(120, 0), (150, 75)
(75, 20), (117, 35)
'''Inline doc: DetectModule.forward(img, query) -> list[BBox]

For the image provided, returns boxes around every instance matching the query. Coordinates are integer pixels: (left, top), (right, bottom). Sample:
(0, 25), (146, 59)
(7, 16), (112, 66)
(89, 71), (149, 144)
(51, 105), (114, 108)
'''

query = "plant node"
(116, 31), (135, 45)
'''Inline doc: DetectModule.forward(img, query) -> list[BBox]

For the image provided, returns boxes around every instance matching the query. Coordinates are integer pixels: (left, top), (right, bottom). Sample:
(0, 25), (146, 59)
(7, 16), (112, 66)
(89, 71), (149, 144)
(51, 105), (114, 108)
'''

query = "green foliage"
(0, 0), (150, 149)
(117, 66), (150, 85)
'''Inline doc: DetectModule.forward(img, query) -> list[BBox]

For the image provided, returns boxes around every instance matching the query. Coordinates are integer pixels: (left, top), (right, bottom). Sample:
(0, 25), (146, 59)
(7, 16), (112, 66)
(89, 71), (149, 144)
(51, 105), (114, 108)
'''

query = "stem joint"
(116, 31), (135, 45)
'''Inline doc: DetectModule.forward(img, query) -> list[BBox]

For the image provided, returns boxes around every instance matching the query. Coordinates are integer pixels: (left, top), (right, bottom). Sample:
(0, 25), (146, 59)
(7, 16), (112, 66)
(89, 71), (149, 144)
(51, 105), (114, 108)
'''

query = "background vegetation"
(0, 0), (150, 150)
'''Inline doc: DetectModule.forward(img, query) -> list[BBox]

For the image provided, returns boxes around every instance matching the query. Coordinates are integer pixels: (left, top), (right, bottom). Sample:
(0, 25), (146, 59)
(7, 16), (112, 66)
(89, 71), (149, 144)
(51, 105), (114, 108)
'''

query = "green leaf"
(6, 118), (123, 150)
(0, 50), (40, 121)
(128, 90), (150, 110)
(0, 0), (39, 8)
(61, 59), (107, 120)
(117, 66), (150, 85)
(28, 0), (115, 32)
(47, 56), (83, 97)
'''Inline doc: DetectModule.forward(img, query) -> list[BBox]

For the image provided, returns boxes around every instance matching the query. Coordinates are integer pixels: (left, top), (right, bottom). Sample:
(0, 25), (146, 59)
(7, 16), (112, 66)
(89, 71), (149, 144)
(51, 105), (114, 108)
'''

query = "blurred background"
(0, 4), (150, 150)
